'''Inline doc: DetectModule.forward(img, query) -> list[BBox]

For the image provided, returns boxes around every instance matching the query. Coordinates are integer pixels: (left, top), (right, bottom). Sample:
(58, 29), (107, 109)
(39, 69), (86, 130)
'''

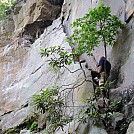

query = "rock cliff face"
(0, 0), (134, 133)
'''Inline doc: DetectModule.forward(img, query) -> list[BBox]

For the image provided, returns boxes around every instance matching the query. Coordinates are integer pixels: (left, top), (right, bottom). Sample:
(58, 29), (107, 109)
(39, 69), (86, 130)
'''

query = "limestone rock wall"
(13, 0), (61, 30)
(0, 0), (133, 133)
(0, 19), (14, 48)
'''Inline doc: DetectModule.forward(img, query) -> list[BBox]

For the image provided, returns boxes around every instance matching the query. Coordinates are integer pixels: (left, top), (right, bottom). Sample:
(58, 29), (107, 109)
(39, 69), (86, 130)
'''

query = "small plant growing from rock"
(29, 121), (38, 132)
(31, 87), (72, 133)
(4, 113), (40, 134)
(80, 83), (130, 134)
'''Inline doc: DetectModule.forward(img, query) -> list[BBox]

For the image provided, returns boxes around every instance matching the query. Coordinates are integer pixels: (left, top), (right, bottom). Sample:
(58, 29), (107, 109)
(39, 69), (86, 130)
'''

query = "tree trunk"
(104, 44), (107, 60)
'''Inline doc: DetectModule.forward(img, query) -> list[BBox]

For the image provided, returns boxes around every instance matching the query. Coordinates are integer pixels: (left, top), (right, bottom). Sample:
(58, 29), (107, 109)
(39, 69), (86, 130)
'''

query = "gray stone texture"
(127, 121), (134, 134)
(0, 0), (133, 133)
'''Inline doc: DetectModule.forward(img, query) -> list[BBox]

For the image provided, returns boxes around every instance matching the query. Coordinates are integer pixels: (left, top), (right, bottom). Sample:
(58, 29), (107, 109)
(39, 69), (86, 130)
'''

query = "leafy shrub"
(29, 121), (38, 132)
(109, 100), (123, 112)
(5, 114), (39, 134)
(32, 87), (72, 133)
(4, 128), (20, 134)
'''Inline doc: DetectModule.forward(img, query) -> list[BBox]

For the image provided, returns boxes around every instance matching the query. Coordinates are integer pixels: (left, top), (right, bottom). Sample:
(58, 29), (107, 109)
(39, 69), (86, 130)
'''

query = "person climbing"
(85, 56), (111, 92)
(96, 56), (111, 90)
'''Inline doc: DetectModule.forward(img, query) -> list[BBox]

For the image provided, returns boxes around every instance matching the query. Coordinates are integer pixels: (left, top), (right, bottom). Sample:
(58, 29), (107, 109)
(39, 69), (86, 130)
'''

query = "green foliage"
(32, 87), (62, 113)
(32, 87), (72, 133)
(29, 121), (38, 132)
(109, 100), (123, 112)
(80, 82), (133, 134)
(40, 4), (124, 70)
(48, 64), (60, 73)
(81, 97), (100, 125)
(40, 46), (75, 68)
(81, 96), (113, 127)
(82, 100), (134, 134)
(23, 114), (39, 132)
(4, 128), (20, 134)
(116, 115), (134, 134)
(118, 121), (129, 134)
(4, 114), (39, 134)
(0, 0), (16, 21)
(67, 3), (124, 56)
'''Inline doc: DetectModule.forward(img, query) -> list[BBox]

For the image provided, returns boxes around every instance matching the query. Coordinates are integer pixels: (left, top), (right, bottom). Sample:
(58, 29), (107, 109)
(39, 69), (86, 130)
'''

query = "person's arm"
(98, 65), (102, 73)
(97, 58), (103, 73)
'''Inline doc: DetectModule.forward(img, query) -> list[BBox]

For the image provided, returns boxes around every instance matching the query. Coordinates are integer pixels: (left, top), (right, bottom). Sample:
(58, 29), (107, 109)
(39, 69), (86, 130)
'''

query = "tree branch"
(79, 62), (87, 79)
(64, 65), (81, 73)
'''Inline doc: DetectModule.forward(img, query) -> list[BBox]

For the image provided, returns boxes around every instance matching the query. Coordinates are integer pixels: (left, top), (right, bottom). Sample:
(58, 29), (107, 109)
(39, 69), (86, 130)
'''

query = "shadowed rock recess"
(0, 0), (134, 134)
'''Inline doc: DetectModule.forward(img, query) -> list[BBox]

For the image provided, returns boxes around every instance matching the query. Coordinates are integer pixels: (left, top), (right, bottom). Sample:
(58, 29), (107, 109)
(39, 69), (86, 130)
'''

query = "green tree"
(0, 0), (16, 21)
(41, 3), (124, 70)
(68, 3), (124, 59)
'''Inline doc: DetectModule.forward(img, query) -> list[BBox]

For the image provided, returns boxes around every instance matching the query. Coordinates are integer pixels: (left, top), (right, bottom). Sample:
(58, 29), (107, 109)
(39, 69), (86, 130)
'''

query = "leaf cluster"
(68, 3), (124, 56)
(116, 115), (134, 134)
(23, 114), (39, 132)
(32, 87), (71, 133)
(81, 96), (114, 127)
(109, 100), (123, 112)
(40, 46), (75, 68)
(0, 0), (16, 21)
(32, 87), (62, 113)
(81, 97), (100, 124)
(80, 82), (132, 134)
(4, 114), (39, 134)
(29, 121), (38, 132)
(82, 98), (115, 128)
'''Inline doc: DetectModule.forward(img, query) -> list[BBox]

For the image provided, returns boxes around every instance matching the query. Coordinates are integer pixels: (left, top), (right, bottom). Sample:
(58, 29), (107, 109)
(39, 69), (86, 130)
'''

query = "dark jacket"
(98, 57), (111, 76)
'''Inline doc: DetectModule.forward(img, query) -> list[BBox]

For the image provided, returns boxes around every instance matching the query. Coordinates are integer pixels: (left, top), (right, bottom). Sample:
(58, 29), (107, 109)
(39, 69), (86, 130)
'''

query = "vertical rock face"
(127, 121), (134, 134)
(0, 19), (14, 48)
(110, 1), (134, 133)
(0, 0), (64, 132)
(0, 0), (133, 133)
(13, 0), (61, 30)
(110, 10), (134, 114)
(125, 0), (134, 21)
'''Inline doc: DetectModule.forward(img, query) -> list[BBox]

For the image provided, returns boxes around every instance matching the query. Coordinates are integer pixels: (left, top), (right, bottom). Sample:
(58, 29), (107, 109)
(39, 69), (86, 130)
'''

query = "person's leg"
(91, 70), (99, 91)
(99, 72), (108, 97)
